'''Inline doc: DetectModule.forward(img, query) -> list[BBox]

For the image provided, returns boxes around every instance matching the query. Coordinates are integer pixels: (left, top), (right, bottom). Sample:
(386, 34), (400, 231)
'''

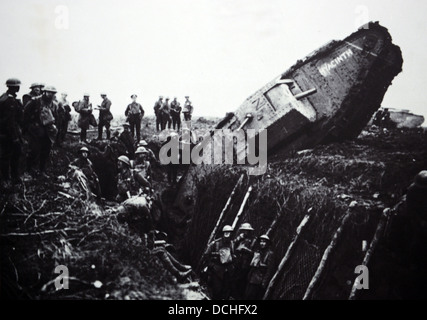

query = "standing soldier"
(245, 234), (275, 300)
(97, 93), (113, 140)
(153, 96), (164, 132)
(75, 94), (94, 143)
(0, 78), (23, 185)
(232, 222), (255, 299)
(160, 97), (171, 130)
(205, 225), (235, 300)
(125, 94), (144, 142)
(170, 97), (182, 131)
(56, 92), (72, 146)
(183, 96), (193, 121)
(23, 86), (58, 178)
(22, 83), (43, 107)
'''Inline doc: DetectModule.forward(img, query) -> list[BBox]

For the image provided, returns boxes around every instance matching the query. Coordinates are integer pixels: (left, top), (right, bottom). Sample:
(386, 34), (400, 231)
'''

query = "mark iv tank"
(173, 21), (403, 214)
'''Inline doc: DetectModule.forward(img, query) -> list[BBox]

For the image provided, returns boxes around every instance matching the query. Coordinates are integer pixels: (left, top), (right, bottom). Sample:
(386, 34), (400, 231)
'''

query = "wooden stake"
(348, 208), (391, 300)
(263, 214), (311, 300)
(303, 210), (353, 300)
(197, 174), (244, 270)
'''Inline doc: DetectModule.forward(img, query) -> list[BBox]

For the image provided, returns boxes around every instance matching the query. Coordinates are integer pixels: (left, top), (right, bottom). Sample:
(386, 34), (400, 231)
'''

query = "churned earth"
(1, 114), (426, 300)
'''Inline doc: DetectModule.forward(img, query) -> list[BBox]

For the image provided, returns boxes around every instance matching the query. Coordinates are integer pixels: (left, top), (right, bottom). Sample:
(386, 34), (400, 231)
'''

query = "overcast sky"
(0, 0), (426, 121)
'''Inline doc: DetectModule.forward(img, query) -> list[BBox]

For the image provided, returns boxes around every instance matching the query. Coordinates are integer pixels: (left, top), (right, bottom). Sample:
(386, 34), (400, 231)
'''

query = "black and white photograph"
(0, 0), (426, 308)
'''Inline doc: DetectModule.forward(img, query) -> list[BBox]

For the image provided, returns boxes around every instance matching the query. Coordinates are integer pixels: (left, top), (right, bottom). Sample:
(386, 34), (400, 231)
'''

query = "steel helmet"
(118, 155), (131, 167)
(135, 146), (148, 154)
(414, 170), (427, 188)
(43, 85), (57, 93)
(259, 234), (270, 241)
(6, 78), (21, 87)
(30, 82), (42, 89)
(239, 223), (254, 231)
(222, 225), (233, 233)
(79, 146), (89, 154)
(138, 140), (148, 146)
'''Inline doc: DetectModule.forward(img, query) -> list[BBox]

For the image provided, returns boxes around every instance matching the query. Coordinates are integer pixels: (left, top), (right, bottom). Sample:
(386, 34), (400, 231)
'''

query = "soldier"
(151, 239), (192, 282)
(205, 225), (235, 300)
(160, 97), (171, 130)
(125, 94), (144, 142)
(161, 132), (180, 185)
(232, 222), (255, 299)
(170, 97), (182, 131)
(119, 123), (135, 159)
(134, 146), (151, 190)
(22, 83), (43, 107)
(0, 78), (24, 185)
(97, 93), (113, 140)
(137, 139), (157, 164)
(183, 96), (193, 121)
(245, 234), (275, 300)
(23, 85), (58, 178)
(75, 94), (94, 143)
(70, 146), (101, 198)
(116, 155), (139, 202)
(56, 92), (72, 146)
(153, 96), (164, 132)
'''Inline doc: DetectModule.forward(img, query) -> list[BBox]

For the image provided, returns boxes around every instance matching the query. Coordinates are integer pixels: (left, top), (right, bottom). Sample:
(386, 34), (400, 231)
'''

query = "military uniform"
(183, 98), (193, 121)
(0, 90), (23, 182)
(71, 156), (101, 197)
(125, 101), (144, 141)
(56, 96), (71, 145)
(153, 98), (163, 131)
(23, 95), (58, 174)
(232, 234), (255, 299)
(245, 243), (274, 300)
(98, 97), (113, 140)
(75, 98), (94, 143)
(205, 236), (235, 300)
(119, 128), (135, 159)
(160, 100), (171, 130)
(170, 99), (182, 131)
(116, 166), (139, 202)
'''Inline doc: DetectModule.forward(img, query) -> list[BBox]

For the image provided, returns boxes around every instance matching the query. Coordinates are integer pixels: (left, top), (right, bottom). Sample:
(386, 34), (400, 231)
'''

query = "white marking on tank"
(318, 49), (354, 77)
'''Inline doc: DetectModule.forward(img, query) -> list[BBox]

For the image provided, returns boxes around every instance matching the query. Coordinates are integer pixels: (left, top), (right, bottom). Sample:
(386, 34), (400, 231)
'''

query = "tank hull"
(174, 22), (403, 214)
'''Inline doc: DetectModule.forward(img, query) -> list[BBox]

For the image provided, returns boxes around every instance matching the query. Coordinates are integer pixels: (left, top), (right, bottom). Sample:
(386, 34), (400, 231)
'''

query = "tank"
(173, 21), (403, 214)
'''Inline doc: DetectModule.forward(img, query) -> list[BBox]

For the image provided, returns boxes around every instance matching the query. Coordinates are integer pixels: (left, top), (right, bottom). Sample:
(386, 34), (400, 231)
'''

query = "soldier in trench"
(204, 225), (235, 300)
(231, 222), (255, 299)
(244, 234), (275, 300)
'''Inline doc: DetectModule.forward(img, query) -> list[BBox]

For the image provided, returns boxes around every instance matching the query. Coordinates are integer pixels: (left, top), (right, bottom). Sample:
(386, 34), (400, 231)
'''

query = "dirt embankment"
(1, 121), (426, 300)
(182, 126), (427, 299)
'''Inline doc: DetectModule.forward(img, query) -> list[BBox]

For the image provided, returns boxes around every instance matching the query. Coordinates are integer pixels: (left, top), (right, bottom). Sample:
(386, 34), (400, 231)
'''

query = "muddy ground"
(0, 115), (426, 300)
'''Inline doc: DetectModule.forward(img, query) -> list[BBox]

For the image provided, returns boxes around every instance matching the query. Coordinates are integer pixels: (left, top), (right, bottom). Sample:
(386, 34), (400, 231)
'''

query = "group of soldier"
(154, 95), (194, 131)
(0, 77), (194, 190)
(0, 78), (72, 185)
(203, 223), (275, 300)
